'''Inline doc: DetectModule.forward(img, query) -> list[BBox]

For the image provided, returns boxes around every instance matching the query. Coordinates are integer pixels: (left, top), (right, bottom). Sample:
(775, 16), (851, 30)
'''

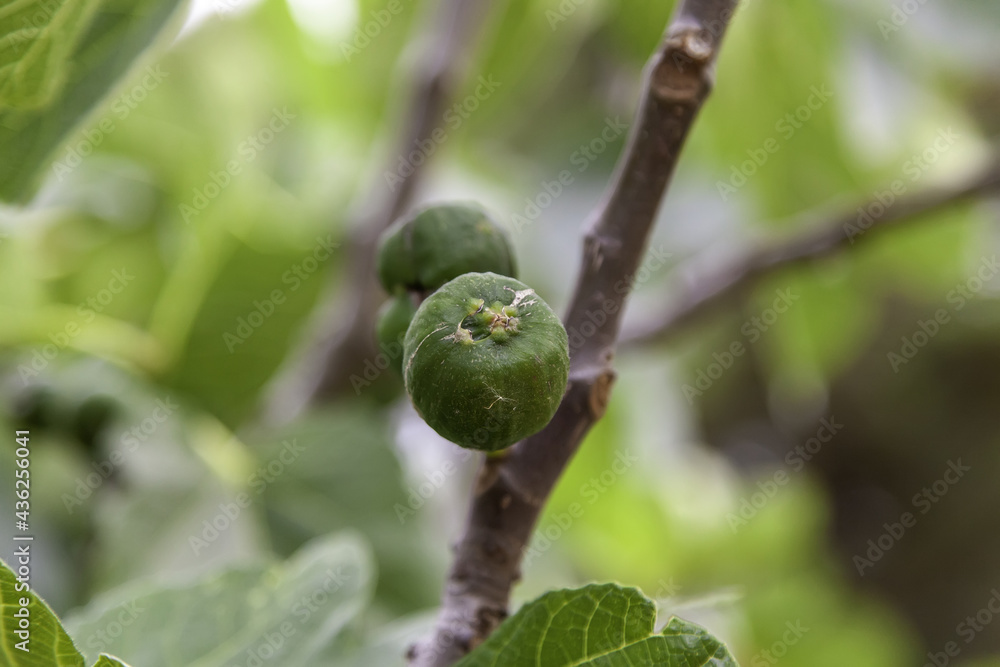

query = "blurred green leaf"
(456, 583), (737, 666)
(0, 0), (188, 202)
(246, 407), (442, 614)
(160, 234), (338, 424)
(0, 0), (102, 110)
(65, 532), (373, 666)
(696, 0), (854, 220)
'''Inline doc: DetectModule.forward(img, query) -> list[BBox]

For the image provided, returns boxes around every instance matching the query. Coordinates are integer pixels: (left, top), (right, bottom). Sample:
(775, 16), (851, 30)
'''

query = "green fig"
(376, 203), (517, 294)
(403, 272), (569, 451)
(376, 294), (418, 374)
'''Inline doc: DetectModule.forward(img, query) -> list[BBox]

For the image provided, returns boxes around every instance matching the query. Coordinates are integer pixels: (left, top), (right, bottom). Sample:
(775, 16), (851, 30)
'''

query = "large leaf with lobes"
(456, 583), (738, 666)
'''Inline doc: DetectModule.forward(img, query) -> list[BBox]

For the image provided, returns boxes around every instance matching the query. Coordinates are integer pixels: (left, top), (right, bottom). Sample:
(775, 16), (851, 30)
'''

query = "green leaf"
(456, 583), (737, 667)
(1, 557), (158, 667)
(93, 657), (132, 667)
(0, 556), (85, 666)
(247, 408), (442, 613)
(0, 0), (103, 110)
(0, 0), (188, 202)
(64, 532), (374, 667)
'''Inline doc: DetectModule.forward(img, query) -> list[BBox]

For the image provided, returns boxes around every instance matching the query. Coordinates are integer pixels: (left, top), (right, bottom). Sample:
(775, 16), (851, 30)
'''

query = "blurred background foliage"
(2, 0), (1000, 664)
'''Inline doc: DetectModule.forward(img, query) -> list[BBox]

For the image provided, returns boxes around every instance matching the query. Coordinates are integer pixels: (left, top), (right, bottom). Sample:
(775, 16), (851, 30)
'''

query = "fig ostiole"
(403, 272), (569, 451)
(377, 203), (517, 294)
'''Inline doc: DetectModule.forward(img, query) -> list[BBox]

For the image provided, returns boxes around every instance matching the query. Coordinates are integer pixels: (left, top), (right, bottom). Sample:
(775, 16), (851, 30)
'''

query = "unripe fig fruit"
(376, 294), (418, 374)
(403, 272), (569, 451)
(377, 203), (517, 294)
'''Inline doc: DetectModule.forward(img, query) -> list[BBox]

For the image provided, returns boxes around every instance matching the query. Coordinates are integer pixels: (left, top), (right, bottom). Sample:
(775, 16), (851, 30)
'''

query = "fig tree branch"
(623, 156), (1000, 346)
(265, 0), (493, 420)
(407, 1), (739, 664)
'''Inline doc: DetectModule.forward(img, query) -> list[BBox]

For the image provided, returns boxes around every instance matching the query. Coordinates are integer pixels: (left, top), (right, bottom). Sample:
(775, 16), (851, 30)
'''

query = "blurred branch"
(407, 1), (739, 665)
(623, 157), (1000, 346)
(264, 0), (494, 420)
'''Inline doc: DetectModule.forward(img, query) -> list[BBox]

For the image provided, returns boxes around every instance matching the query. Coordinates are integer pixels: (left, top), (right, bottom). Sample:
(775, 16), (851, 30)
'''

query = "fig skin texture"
(377, 203), (517, 294)
(376, 295), (418, 374)
(403, 272), (569, 451)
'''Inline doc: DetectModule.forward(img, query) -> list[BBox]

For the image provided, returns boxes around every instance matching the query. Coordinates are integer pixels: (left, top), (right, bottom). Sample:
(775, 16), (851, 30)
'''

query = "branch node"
(651, 27), (715, 101)
(589, 371), (616, 419)
(674, 29), (713, 64)
(584, 233), (621, 271)
(475, 606), (507, 641)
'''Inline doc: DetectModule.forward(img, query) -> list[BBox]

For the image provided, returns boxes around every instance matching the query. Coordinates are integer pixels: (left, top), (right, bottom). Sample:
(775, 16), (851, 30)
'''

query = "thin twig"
(623, 157), (1000, 346)
(264, 0), (493, 421)
(407, 2), (739, 664)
